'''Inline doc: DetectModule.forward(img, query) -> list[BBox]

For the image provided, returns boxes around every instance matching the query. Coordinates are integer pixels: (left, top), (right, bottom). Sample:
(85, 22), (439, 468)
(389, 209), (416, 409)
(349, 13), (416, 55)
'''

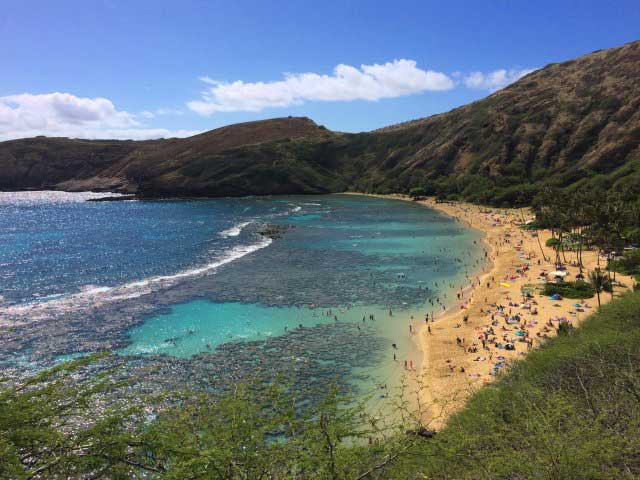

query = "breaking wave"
(0, 191), (124, 206)
(219, 221), (253, 238)
(0, 237), (272, 325)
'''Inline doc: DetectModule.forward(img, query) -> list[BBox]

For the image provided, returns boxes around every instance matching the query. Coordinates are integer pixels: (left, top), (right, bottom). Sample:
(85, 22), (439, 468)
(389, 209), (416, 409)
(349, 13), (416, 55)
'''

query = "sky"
(1, 0), (639, 140)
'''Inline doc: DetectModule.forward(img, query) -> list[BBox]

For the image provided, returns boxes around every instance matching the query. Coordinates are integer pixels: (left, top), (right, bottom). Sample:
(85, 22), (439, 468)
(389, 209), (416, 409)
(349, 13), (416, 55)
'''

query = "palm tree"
(589, 269), (607, 308)
(535, 187), (572, 268)
(569, 190), (593, 274)
(532, 187), (558, 263)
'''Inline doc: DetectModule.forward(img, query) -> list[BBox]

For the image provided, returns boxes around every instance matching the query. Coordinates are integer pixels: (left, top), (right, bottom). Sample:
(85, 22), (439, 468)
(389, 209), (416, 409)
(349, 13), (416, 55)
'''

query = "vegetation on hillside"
(1, 41), (639, 205)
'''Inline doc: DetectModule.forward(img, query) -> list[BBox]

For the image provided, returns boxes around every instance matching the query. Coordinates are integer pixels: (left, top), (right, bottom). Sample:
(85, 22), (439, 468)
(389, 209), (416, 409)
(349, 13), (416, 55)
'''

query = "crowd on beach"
(374, 196), (639, 425)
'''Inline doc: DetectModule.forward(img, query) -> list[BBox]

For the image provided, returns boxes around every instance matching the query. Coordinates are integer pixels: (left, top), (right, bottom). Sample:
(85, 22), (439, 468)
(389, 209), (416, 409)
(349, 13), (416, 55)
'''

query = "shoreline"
(5, 191), (635, 428)
(411, 197), (500, 425)
(347, 193), (635, 428)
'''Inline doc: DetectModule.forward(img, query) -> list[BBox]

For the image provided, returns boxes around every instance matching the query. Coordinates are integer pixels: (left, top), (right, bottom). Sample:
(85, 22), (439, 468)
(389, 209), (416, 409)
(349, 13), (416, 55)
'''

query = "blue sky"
(1, 0), (639, 140)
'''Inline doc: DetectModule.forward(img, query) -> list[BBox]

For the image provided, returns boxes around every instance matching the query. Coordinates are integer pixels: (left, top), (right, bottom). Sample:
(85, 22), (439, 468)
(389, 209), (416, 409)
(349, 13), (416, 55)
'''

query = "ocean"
(0, 191), (486, 400)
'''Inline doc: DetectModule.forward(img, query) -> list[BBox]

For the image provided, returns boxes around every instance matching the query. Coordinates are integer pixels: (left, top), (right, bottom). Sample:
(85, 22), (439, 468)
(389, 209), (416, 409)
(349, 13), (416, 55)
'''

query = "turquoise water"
(116, 195), (486, 393)
(1, 192), (486, 398)
(120, 301), (339, 357)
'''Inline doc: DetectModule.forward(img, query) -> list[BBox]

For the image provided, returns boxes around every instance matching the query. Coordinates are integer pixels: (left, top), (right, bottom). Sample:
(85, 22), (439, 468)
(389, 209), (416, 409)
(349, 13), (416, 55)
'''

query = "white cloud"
(463, 68), (537, 91)
(0, 93), (198, 141)
(136, 108), (184, 120)
(199, 76), (218, 85)
(188, 59), (455, 115)
(155, 108), (184, 116)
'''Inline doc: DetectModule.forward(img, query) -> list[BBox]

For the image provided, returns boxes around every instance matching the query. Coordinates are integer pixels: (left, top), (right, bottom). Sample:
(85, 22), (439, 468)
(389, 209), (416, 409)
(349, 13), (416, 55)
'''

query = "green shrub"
(409, 186), (426, 198)
(542, 280), (596, 298)
(556, 321), (574, 336)
(546, 237), (562, 248)
(610, 249), (640, 276)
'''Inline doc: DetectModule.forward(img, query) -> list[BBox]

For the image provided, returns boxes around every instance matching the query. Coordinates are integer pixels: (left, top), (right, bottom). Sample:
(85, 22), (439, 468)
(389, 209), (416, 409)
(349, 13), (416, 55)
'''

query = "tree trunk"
(555, 232), (563, 267)
(536, 233), (548, 262)
(575, 230), (580, 266)
(577, 231), (584, 273)
(607, 253), (614, 299)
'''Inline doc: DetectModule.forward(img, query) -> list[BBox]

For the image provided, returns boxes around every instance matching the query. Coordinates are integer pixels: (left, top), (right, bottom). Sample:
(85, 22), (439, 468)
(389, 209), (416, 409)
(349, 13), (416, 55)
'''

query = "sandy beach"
(361, 194), (636, 428)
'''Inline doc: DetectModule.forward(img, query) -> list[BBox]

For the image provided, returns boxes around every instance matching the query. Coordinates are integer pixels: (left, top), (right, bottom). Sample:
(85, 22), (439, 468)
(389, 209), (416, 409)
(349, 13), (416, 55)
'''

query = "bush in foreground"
(0, 359), (422, 479)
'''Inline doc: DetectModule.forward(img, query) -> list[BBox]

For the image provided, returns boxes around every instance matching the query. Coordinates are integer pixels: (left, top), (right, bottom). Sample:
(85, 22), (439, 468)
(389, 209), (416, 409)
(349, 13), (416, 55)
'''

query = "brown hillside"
(0, 41), (639, 204)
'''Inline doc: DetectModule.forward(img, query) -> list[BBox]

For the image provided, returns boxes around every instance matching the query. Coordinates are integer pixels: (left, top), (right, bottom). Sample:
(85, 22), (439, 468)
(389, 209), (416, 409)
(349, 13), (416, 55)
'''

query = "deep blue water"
(0, 191), (288, 305)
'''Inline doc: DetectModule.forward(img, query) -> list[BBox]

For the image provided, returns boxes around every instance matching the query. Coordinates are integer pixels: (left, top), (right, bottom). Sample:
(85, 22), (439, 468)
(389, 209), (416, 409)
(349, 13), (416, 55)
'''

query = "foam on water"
(125, 238), (272, 288)
(0, 192), (294, 311)
(0, 190), (123, 206)
(219, 221), (253, 238)
(0, 237), (272, 324)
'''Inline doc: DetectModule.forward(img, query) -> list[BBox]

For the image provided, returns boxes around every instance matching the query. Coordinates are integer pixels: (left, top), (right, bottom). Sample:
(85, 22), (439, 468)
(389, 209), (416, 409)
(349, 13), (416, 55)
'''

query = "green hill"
(1, 40), (639, 205)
